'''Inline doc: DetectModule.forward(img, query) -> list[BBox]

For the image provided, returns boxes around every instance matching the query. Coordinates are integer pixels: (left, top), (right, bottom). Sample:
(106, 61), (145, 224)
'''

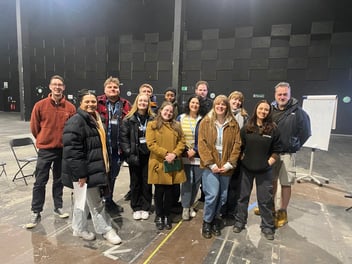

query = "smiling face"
(80, 94), (97, 114)
(137, 94), (149, 112)
(214, 100), (227, 117)
(189, 97), (200, 114)
(160, 104), (174, 121)
(49, 77), (65, 99)
(256, 102), (270, 122)
(229, 97), (242, 111)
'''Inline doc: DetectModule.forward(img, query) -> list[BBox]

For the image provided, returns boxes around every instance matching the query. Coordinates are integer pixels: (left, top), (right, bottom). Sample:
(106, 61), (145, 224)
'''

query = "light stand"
(296, 148), (330, 187)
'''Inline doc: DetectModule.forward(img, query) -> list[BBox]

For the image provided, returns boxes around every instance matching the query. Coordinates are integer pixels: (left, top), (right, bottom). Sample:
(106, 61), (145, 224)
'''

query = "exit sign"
(181, 86), (188, 91)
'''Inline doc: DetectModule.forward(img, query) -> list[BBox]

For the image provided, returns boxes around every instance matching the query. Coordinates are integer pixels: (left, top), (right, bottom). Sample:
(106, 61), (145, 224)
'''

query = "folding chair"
(0, 161), (7, 177)
(9, 137), (38, 185)
(345, 194), (352, 212)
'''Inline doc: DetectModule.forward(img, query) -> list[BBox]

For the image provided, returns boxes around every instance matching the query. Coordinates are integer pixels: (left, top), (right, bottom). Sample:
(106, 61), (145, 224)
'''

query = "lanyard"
(137, 116), (148, 134)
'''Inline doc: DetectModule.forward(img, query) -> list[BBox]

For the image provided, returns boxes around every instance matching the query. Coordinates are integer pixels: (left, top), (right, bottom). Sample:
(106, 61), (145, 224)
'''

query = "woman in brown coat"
(198, 95), (242, 239)
(146, 101), (186, 230)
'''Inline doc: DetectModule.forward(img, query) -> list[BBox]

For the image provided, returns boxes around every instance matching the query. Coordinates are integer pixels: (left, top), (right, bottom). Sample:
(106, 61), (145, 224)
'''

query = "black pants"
(154, 184), (174, 217)
(129, 154), (152, 212)
(31, 148), (64, 213)
(235, 166), (274, 230)
(221, 165), (241, 216)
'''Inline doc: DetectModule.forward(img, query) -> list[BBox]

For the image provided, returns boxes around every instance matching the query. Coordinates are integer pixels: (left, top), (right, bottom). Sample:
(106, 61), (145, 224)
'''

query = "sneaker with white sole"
(54, 208), (69, 219)
(182, 208), (190, 221)
(73, 230), (96, 241)
(103, 229), (122, 245)
(133, 211), (142, 220)
(190, 207), (197, 218)
(25, 212), (41, 229)
(141, 211), (149, 220)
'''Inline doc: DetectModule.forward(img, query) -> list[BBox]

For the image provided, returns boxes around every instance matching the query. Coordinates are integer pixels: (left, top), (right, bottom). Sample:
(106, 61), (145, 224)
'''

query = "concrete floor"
(0, 111), (351, 264)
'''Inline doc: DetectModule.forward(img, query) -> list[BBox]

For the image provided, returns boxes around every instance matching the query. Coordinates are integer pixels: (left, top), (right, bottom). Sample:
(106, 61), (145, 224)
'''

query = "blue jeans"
(202, 169), (230, 223)
(181, 165), (202, 208)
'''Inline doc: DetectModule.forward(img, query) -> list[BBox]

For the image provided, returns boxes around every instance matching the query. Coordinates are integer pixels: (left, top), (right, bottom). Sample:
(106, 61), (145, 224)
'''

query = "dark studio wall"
(0, 0), (351, 134)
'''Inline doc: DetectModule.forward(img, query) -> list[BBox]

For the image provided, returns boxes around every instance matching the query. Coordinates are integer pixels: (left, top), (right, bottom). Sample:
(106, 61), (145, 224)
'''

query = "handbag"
(163, 159), (182, 173)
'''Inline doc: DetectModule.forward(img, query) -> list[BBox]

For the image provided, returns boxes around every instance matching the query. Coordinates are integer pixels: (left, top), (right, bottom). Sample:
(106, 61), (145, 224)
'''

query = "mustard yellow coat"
(146, 121), (186, 185)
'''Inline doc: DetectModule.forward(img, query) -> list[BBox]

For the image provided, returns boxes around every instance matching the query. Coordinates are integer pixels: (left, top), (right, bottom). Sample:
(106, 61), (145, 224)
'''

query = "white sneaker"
(133, 211), (142, 220)
(182, 208), (190, 221)
(103, 229), (122, 245)
(141, 211), (149, 220)
(190, 208), (197, 218)
(73, 230), (96, 241)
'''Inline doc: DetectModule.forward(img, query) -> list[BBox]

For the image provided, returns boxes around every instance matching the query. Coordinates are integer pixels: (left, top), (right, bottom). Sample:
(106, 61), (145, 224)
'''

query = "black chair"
(345, 194), (352, 212)
(0, 161), (7, 177)
(10, 137), (38, 185)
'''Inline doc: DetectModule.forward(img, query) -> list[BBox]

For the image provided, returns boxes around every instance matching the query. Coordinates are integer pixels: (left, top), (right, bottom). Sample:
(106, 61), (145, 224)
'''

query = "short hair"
(195, 80), (209, 90)
(275, 82), (290, 90)
(104, 76), (120, 87)
(50, 75), (64, 85)
(139, 83), (153, 93)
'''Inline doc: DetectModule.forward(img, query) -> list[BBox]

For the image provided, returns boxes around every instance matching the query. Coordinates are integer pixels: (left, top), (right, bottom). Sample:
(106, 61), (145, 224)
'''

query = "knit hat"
(164, 87), (176, 95)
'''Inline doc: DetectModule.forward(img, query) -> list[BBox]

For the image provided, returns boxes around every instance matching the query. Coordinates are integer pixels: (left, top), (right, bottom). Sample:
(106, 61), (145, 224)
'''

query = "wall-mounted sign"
(253, 93), (265, 98)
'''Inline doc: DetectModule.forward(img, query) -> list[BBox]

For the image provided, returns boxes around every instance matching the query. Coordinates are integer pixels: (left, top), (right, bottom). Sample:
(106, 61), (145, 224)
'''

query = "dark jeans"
(31, 148), (64, 213)
(129, 154), (152, 212)
(221, 165), (241, 217)
(235, 166), (274, 230)
(154, 184), (174, 217)
(105, 151), (121, 203)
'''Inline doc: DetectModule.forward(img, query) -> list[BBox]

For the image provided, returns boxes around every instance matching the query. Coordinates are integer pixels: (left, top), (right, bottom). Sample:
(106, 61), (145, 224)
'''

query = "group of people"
(26, 75), (310, 244)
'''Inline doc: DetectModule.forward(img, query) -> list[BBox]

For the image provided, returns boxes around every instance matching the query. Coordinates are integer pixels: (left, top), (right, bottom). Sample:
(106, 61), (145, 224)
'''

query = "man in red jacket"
(26, 75), (76, 229)
(97, 76), (131, 214)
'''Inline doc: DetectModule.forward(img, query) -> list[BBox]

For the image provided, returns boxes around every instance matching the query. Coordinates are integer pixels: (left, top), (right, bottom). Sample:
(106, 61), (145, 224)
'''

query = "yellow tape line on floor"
(143, 220), (184, 264)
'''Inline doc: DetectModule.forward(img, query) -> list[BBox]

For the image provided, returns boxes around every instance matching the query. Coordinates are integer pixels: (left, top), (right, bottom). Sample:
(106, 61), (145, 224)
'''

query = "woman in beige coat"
(146, 101), (186, 230)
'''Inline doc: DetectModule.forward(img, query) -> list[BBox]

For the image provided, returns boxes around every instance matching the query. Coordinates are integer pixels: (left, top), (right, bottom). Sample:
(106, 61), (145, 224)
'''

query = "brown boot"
(275, 209), (288, 228)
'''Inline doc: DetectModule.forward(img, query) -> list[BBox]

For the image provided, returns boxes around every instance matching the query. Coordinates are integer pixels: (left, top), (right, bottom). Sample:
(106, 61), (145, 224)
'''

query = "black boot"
(202, 221), (212, 239)
(155, 216), (164, 230)
(212, 218), (221, 236)
(164, 216), (172, 230)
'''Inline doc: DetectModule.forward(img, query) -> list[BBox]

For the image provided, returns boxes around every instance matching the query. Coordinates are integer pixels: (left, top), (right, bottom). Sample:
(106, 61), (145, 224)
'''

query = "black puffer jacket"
(120, 113), (153, 166)
(62, 108), (108, 189)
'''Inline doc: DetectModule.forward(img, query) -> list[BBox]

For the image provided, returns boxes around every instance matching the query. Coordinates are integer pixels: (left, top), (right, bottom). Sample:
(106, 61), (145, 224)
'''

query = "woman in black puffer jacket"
(120, 93), (155, 221)
(62, 89), (121, 245)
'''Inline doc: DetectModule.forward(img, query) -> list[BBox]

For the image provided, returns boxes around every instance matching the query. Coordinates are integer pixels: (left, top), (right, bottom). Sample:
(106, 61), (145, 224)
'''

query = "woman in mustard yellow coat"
(146, 101), (186, 231)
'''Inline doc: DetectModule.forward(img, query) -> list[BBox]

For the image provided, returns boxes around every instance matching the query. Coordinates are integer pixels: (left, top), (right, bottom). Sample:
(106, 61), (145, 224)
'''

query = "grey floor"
(0, 111), (351, 264)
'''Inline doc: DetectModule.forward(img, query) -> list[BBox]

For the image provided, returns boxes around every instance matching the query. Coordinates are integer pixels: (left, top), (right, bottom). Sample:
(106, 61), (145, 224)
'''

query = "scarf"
(94, 111), (110, 173)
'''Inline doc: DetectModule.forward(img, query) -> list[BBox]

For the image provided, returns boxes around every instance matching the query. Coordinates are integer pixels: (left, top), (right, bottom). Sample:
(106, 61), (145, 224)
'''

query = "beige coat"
(146, 120), (186, 185)
(198, 116), (241, 176)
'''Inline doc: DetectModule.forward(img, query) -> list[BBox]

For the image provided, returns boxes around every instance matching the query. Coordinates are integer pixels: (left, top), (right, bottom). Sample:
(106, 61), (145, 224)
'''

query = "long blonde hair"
(125, 93), (155, 119)
(207, 95), (234, 123)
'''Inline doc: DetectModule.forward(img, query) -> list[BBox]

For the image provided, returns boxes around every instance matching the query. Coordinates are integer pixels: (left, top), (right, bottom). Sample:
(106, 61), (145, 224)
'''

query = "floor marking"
(143, 220), (183, 264)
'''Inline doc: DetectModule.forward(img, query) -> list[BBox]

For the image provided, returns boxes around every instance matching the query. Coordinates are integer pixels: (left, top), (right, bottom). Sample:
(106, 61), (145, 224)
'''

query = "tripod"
(296, 148), (330, 187)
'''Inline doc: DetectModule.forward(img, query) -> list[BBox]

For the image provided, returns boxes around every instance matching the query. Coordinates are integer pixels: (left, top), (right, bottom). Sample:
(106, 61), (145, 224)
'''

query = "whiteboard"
(302, 95), (338, 151)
